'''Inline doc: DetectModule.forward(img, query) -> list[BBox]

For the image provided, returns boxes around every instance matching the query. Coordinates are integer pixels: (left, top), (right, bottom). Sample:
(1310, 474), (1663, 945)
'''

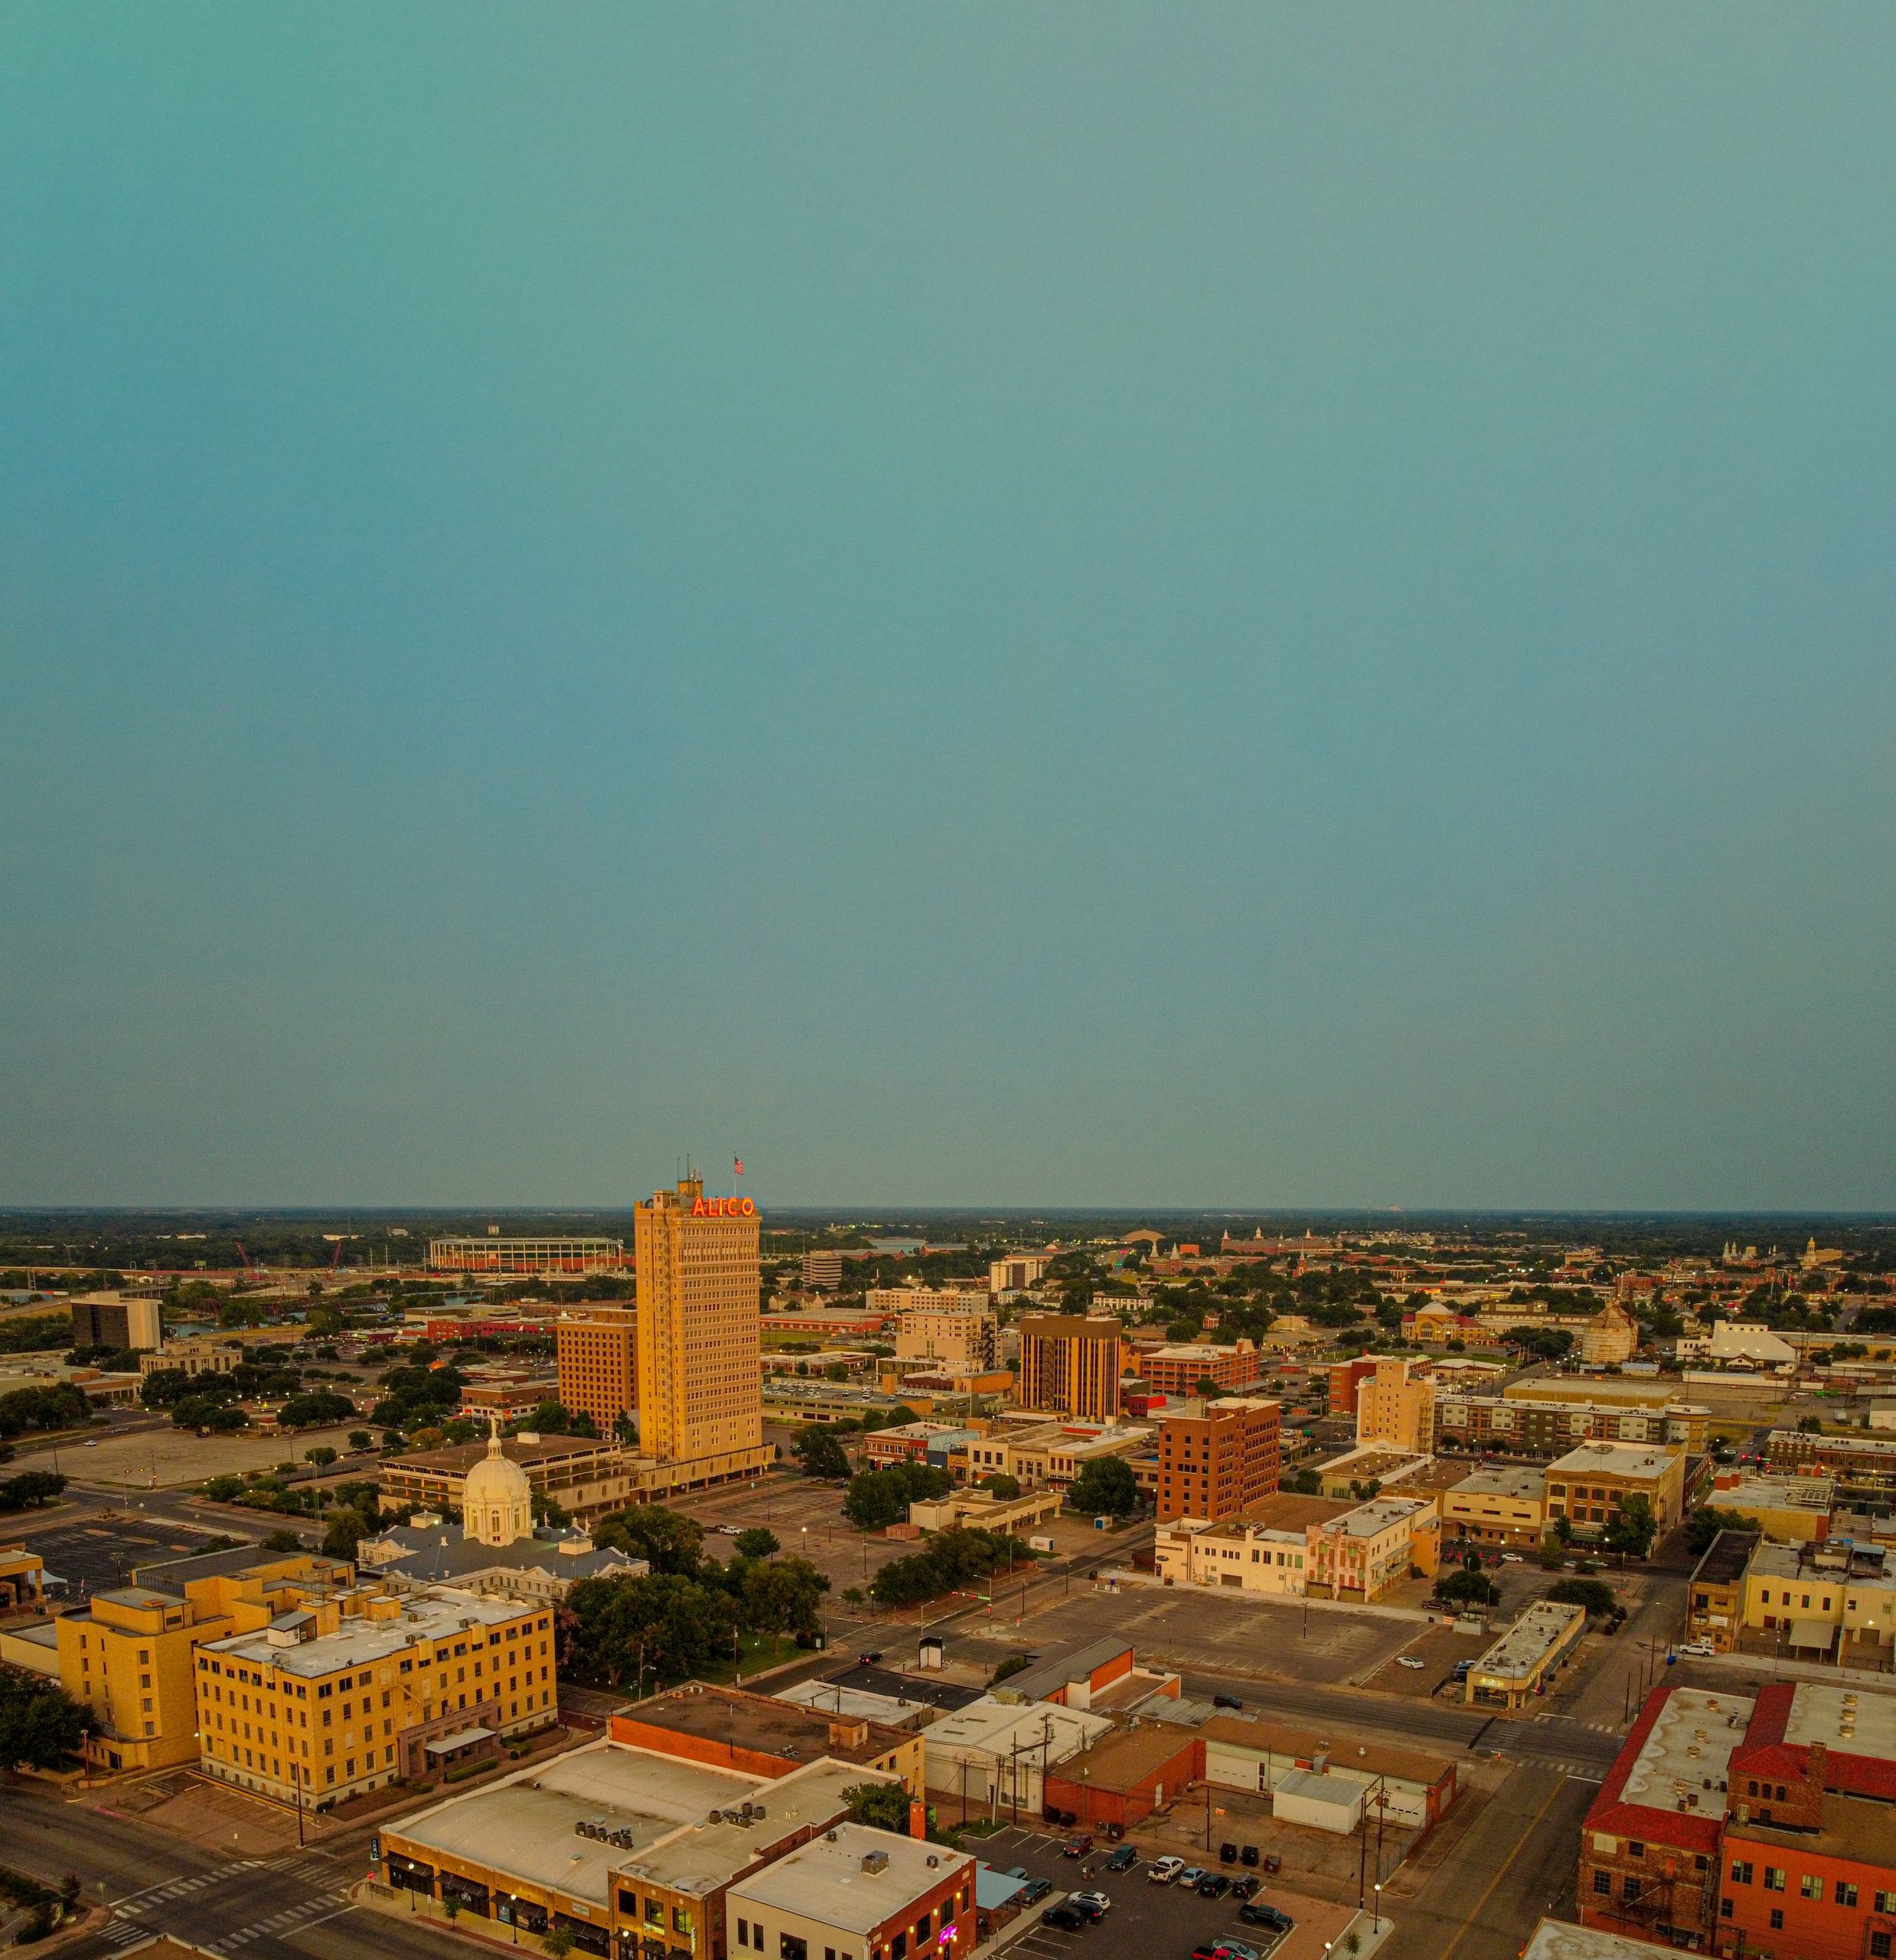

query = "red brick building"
(1580, 1681), (1896, 1958)
(1157, 1399), (1281, 1523)
(1716, 1683), (1896, 1960)
(1141, 1342), (1265, 1397)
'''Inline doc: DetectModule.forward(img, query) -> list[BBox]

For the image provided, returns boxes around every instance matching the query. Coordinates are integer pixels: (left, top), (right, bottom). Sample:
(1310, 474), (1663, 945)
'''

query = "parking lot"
(977, 1824), (1361, 1960)
(951, 1586), (1423, 1690)
(14, 1514), (224, 1596)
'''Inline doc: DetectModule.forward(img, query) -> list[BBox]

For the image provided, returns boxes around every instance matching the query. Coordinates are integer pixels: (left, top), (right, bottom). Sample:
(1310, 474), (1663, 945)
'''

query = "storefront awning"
(1787, 1620), (1838, 1650)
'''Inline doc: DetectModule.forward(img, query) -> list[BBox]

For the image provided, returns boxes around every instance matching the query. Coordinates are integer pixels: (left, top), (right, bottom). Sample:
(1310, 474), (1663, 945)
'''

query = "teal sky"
(4, 7), (1894, 1210)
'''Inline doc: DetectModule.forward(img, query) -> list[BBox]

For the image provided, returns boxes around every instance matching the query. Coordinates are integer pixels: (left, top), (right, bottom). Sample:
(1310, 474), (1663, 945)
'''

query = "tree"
(982, 1474), (1022, 1501)
(347, 1431), (372, 1452)
(1548, 1577), (1618, 1619)
(843, 1781), (913, 1834)
(844, 1463), (951, 1531)
(0, 1470), (67, 1511)
(742, 1556), (829, 1646)
(793, 1426), (850, 1481)
(1066, 1456), (1137, 1519)
(1286, 1467), (1321, 1496)
(1686, 1507), (1755, 1557)
(592, 1504), (704, 1577)
(305, 1445), (338, 1468)
(1438, 1569), (1501, 1609)
(1552, 1514), (1574, 1544)
(279, 1391), (355, 1429)
(0, 1664), (95, 1769)
(733, 1528), (780, 1560)
(261, 1528), (305, 1550)
(1602, 1494), (1658, 1562)
(543, 1929), (575, 1960)
(321, 1505), (377, 1560)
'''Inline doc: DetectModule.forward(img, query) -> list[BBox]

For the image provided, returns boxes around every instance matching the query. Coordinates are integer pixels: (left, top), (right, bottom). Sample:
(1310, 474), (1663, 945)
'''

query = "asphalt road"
(0, 1782), (415, 1960)
(1379, 1763), (1593, 1960)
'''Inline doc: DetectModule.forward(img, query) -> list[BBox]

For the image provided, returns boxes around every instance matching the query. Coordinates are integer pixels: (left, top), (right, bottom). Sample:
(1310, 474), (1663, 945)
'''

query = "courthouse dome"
(462, 1416), (532, 1547)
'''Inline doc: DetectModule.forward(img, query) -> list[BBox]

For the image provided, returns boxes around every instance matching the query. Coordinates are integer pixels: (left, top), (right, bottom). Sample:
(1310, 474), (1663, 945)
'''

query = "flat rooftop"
(204, 1588), (525, 1678)
(1449, 1465), (1547, 1501)
(776, 1680), (932, 1729)
(624, 1684), (906, 1767)
(387, 1740), (882, 1904)
(1003, 1638), (1131, 1704)
(1787, 1682), (1896, 1759)
(1619, 1687), (1754, 1816)
(1691, 1529), (1762, 1586)
(1471, 1602), (1585, 1682)
(728, 1823), (967, 1935)
(1524, 1920), (1684, 1960)
(923, 1697), (1108, 1759)
(1548, 1442), (1682, 1481)
(1718, 1475), (1835, 1513)
(389, 1435), (622, 1475)
(1318, 1497), (1429, 1538)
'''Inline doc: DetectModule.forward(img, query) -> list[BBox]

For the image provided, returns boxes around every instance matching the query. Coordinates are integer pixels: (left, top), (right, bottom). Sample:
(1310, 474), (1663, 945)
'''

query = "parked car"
(1261, 1856), (1281, 1876)
(1062, 1835), (1094, 1859)
(1178, 1867), (1208, 1889)
(1191, 1944), (1222, 1960)
(1678, 1640), (1716, 1658)
(1397, 1655), (1426, 1670)
(1212, 1693), (1244, 1710)
(1068, 1892), (1111, 1919)
(1196, 1874), (1230, 1900)
(1451, 1661), (1473, 1682)
(1149, 1858), (1186, 1886)
(1004, 1869), (1029, 1883)
(1213, 1942), (1261, 1960)
(1230, 1878), (1259, 1902)
(860, 1651), (883, 1664)
(1042, 1905), (1088, 1932)
(1238, 1903), (1294, 1934)
(1104, 1847), (1138, 1873)
(1019, 1878), (1052, 1906)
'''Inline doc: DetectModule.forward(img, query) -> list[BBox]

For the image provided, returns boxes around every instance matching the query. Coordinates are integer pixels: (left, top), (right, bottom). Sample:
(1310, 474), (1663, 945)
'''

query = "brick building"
(1017, 1315), (1123, 1423)
(1156, 1398), (1281, 1522)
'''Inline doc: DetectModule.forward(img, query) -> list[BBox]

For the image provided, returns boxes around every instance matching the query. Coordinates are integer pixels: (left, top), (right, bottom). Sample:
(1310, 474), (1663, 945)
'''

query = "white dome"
(462, 1419), (532, 1547)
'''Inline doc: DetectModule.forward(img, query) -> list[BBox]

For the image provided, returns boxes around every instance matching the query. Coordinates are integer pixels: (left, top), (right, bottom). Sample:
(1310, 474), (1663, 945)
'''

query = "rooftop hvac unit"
(861, 1852), (888, 1876)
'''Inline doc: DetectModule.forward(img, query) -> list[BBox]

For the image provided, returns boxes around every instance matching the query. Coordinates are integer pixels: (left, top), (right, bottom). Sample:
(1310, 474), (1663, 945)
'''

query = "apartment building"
(1437, 1392), (1709, 1456)
(1767, 1430), (1896, 1494)
(197, 1586), (552, 1805)
(1545, 1441), (1688, 1535)
(1141, 1342), (1265, 1397)
(1156, 1398), (1281, 1522)
(801, 1250), (845, 1292)
(1355, 1357), (1435, 1454)
(990, 1255), (1049, 1294)
(555, 1306), (638, 1436)
(887, 1294), (998, 1371)
(1017, 1315), (1123, 1422)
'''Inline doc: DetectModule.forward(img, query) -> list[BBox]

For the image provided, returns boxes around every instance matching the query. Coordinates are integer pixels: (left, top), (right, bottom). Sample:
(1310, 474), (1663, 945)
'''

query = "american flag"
(733, 1156), (745, 1176)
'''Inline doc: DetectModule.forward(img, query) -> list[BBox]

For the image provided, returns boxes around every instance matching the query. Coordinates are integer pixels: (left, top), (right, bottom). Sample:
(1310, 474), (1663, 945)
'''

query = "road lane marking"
(1435, 1773), (1568, 1960)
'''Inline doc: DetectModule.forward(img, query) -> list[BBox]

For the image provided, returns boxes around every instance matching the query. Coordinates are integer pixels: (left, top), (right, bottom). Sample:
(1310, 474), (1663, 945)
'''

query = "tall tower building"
(634, 1174), (762, 1466)
(1017, 1314), (1124, 1422)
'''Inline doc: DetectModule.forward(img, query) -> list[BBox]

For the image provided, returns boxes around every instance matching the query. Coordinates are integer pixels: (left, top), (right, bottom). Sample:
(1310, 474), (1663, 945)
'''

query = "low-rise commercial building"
(1464, 1600), (1588, 1710)
(922, 1697), (1109, 1819)
(1705, 1472), (1836, 1545)
(1738, 1538), (1896, 1664)
(1441, 1465), (1547, 1547)
(1767, 1429), (1896, 1494)
(1307, 1495), (1440, 1601)
(380, 1433), (644, 1525)
(1438, 1392), (1709, 1457)
(728, 1823), (974, 1960)
(1201, 1714), (1458, 1831)
(906, 1489), (1062, 1537)
(139, 1335), (243, 1378)
(1686, 1529), (1762, 1654)
(1546, 1442), (1688, 1537)
(380, 1736), (897, 1957)
(611, 1684), (922, 1795)
(1579, 1684), (1754, 1950)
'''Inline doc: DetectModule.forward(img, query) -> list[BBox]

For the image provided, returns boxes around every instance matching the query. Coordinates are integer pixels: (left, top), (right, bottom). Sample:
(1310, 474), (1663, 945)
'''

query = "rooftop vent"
(825, 1831), (838, 1843)
(861, 1852), (888, 1876)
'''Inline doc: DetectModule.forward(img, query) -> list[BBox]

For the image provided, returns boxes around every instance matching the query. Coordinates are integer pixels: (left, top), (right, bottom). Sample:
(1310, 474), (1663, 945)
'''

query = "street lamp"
(1373, 1883), (1382, 1933)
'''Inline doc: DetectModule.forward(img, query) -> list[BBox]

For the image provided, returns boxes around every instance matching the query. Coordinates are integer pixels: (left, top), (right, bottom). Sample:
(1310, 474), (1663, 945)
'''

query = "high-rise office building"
(1355, 1357), (1436, 1454)
(1017, 1315), (1123, 1422)
(70, 1295), (163, 1352)
(556, 1306), (638, 1438)
(635, 1175), (764, 1469)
